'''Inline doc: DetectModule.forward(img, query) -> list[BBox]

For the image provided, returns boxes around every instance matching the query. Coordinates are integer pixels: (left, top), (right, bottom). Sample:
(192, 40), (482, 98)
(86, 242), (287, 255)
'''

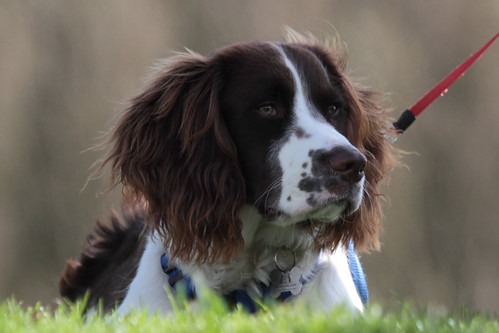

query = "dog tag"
(270, 266), (303, 298)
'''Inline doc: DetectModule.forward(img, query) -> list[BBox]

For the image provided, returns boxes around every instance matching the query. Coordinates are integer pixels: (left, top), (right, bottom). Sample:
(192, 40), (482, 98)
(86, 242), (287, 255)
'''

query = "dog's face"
(105, 36), (394, 262)
(221, 43), (366, 225)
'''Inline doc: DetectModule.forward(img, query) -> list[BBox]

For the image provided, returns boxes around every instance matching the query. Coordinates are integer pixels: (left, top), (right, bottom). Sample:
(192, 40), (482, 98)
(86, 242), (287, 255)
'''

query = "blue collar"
(161, 241), (368, 313)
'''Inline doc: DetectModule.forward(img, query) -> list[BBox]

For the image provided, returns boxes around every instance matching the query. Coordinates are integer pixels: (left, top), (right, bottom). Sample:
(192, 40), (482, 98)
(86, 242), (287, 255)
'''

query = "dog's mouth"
(263, 208), (284, 221)
(263, 198), (352, 225)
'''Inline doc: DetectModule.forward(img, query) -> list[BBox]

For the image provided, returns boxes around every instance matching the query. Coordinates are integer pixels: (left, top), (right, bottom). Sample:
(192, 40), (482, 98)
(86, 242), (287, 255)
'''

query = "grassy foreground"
(1, 295), (498, 333)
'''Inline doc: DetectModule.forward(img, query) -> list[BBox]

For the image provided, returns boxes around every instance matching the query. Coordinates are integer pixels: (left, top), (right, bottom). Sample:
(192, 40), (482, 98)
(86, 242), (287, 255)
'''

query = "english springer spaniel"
(59, 31), (395, 315)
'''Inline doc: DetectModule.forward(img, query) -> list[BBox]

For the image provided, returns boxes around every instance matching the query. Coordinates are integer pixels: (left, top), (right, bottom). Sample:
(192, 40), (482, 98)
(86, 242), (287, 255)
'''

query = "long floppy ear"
(102, 52), (246, 263)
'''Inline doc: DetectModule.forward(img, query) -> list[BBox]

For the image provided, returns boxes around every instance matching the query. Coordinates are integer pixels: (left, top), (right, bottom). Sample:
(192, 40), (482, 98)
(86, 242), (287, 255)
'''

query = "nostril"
(328, 147), (367, 183)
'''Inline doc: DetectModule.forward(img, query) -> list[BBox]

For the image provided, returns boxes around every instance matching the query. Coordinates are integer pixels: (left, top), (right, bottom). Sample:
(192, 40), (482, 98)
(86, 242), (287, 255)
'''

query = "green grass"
(1, 294), (498, 333)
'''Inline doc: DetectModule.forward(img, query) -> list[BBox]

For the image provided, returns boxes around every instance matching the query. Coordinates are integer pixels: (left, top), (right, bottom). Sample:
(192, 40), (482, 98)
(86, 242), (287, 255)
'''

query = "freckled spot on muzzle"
(295, 127), (311, 138)
(307, 194), (318, 206)
(298, 176), (322, 192)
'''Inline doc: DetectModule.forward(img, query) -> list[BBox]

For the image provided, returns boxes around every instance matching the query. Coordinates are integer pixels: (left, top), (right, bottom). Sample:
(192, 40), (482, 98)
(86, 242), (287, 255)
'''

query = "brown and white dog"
(59, 32), (395, 315)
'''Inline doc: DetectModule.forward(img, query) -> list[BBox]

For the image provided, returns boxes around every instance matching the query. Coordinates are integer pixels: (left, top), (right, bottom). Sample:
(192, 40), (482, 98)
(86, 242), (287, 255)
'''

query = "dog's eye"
(327, 104), (341, 118)
(257, 104), (279, 118)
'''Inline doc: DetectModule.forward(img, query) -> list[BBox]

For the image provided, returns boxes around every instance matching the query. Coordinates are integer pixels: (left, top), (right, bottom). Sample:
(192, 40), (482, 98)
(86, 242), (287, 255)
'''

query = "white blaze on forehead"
(274, 47), (356, 218)
(277, 47), (350, 145)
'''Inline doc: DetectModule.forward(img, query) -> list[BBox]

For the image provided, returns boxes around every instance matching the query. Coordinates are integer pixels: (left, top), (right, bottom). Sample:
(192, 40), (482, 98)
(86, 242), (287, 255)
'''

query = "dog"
(59, 31), (395, 315)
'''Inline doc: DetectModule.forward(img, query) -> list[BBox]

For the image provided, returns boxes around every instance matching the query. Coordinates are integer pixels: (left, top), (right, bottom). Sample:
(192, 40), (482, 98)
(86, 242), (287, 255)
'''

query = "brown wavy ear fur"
(102, 52), (246, 263)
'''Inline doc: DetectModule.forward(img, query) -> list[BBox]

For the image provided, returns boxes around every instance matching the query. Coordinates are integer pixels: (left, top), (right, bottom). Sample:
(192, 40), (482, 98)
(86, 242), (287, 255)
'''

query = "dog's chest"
(183, 241), (318, 295)
(178, 208), (319, 294)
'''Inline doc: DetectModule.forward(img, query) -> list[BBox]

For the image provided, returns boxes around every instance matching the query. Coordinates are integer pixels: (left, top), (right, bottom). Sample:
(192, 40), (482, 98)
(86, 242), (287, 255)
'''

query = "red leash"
(388, 33), (498, 143)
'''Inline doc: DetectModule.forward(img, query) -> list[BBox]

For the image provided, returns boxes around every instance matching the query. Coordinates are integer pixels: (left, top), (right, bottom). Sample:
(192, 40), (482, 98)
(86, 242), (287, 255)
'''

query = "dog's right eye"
(256, 104), (279, 118)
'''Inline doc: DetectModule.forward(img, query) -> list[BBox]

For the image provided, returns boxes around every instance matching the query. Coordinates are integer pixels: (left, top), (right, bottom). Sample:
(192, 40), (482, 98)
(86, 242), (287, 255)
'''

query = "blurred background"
(1, 1), (498, 314)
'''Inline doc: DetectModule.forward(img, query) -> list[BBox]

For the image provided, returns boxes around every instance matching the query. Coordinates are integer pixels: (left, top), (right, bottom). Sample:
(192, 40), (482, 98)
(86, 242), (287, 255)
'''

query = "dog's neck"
(175, 205), (321, 294)
(240, 205), (315, 252)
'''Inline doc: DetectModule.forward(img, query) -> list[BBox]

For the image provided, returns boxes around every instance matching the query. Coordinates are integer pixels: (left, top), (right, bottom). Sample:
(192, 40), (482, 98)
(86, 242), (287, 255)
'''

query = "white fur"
(301, 247), (364, 312)
(117, 235), (172, 316)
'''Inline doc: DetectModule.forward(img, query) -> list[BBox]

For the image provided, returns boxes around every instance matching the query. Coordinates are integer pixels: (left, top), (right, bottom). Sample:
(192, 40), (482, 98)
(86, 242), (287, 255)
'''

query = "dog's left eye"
(327, 104), (341, 119)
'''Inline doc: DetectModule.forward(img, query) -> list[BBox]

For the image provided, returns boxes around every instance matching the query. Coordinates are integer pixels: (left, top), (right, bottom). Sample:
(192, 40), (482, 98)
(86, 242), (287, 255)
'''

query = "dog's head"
(103, 32), (396, 263)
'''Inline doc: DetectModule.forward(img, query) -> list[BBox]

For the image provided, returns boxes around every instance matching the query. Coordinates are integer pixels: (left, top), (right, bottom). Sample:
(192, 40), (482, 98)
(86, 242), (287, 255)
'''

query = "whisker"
(254, 178), (282, 208)
(362, 180), (376, 207)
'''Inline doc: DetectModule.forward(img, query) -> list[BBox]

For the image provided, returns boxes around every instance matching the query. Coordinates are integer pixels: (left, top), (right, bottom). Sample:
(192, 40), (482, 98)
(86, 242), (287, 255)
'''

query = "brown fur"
(100, 53), (246, 264)
(59, 207), (147, 311)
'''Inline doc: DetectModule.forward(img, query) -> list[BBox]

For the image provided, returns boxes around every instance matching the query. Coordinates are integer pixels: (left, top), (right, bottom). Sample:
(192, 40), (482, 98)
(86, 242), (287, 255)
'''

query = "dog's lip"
(264, 208), (284, 221)
(264, 198), (351, 222)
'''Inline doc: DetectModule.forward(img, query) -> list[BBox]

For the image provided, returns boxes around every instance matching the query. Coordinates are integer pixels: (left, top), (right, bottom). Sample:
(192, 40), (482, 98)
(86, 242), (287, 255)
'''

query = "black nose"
(328, 147), (367, 183)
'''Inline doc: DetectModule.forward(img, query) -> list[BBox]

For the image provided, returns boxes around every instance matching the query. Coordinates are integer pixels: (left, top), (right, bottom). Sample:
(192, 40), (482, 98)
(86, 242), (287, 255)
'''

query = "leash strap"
(390, 33), (498, 142)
